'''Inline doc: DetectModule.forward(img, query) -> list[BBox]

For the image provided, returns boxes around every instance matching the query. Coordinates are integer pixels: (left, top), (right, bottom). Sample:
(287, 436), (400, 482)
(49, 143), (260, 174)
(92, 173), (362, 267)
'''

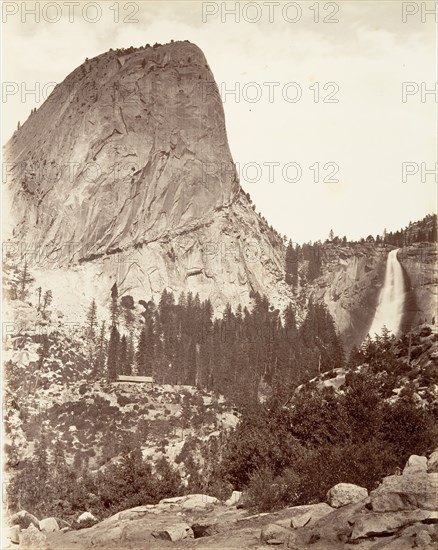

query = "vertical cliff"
(4, 41), (290, 312)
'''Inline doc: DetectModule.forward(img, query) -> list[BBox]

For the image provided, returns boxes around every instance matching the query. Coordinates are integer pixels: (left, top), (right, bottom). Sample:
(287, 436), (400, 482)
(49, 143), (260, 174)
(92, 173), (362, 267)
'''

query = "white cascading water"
(368, 248), (405, 337)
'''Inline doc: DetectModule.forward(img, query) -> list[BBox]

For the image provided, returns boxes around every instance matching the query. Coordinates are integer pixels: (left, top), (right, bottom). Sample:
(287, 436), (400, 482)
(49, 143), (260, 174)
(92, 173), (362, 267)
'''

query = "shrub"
(243, 466), (300, 512)
(117, 395), (131, 407)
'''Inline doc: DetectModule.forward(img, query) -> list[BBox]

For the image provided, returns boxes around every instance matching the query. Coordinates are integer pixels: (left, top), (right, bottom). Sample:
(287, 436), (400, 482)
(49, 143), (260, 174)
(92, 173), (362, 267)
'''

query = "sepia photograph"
(2, 1), (437, 548)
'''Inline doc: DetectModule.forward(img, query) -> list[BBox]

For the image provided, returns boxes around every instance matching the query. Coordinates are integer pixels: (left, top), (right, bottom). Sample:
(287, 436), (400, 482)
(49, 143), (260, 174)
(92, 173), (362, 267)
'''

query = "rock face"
(326, 482), (368, 508)
(4, 41), (288, 313)
(310, 244), (389, 348)
(310, 243), (438, 349)
(399, 244), (438, 331)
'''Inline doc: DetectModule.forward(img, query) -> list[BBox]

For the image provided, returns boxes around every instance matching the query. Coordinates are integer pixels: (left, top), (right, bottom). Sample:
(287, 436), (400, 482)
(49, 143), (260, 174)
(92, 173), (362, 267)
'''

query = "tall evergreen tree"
(107, 326), (120, 381)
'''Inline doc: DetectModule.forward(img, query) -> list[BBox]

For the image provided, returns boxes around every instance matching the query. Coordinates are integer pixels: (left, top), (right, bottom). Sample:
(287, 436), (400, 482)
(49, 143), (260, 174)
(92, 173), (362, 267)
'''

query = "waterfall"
(368, 248), (405, 337)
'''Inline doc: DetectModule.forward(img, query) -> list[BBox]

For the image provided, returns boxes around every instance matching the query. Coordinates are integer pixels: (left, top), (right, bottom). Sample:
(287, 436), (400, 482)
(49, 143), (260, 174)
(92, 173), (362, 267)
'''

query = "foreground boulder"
(10, 510), (40, 530)
(327, 482), (368, 508)
(39, 517), (59, 532)
(19, 524), (48, 549)
(351, 510), (435, 539)
(151, 523), (194, 542)
(370, 472), (438, 512)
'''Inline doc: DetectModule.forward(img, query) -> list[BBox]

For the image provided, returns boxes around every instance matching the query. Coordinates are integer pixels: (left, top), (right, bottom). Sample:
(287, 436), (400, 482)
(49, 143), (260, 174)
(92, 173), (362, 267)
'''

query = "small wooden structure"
(116, 375), (154, 384)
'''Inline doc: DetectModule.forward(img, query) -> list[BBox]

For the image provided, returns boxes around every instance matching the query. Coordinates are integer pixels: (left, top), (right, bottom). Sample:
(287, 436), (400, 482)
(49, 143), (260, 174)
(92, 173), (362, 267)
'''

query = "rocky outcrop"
(4, 41), (289, 313)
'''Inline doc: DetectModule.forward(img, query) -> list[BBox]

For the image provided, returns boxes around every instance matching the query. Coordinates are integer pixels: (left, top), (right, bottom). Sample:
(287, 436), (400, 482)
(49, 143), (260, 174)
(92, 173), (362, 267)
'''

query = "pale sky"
(2, 0), (437, 243)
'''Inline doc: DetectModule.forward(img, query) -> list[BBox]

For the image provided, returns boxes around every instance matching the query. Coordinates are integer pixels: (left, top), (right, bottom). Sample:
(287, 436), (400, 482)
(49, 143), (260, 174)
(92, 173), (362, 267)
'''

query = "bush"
(243, 466), (300, 512)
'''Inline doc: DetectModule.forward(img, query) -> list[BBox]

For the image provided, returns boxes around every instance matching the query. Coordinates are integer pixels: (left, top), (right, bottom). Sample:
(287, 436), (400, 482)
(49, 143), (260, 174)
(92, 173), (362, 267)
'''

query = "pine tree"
(119, 335), (128, 375)
(86, 299), (98, 340)
(18, 259), (34, 301)
(107, 326), (120, 381)
(94, 321), (107, 378)
(41, 290), (52, 318)
(110, 283), (119, 327)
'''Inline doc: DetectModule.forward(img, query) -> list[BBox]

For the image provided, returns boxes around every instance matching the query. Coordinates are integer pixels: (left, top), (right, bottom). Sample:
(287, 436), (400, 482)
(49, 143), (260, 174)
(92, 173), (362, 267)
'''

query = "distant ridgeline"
(284, 214), (437, 287)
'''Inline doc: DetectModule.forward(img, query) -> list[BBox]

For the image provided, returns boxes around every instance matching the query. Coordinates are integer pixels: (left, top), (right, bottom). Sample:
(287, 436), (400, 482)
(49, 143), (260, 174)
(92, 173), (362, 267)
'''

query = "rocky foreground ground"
(5, 450), (438, 550)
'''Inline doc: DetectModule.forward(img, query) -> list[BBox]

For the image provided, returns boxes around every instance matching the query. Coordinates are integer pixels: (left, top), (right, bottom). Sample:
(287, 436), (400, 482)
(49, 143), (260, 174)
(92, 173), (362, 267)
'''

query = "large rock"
(327, 482), (368, 508)
(77, 511), (97, 523)
(370, 472), (438, 512)
(403, 455), (428, 475)
(39, 517), (59, 532)
(151, 523), (194, 542)
(19, 524), (48, 549)
(225, 490), (243, 506)
(7, 525), (20, 544)
(351, 510), (434, 539)
(10, 510), (40, 530)
(260, 523), (294, 545)
(427, 449), (438, 473)
(288, 503), (334, 529)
